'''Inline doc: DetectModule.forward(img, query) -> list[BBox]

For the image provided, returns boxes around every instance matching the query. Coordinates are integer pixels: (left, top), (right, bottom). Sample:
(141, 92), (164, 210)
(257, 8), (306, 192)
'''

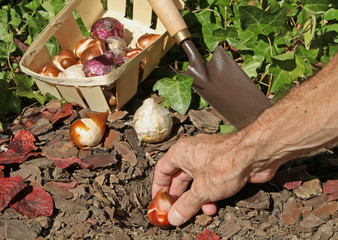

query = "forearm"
(242, 54), (338, 170)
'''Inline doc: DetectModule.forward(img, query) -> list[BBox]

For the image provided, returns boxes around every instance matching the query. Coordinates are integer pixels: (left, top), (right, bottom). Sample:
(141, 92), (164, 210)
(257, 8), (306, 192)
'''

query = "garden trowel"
(148, 0), (271, 129)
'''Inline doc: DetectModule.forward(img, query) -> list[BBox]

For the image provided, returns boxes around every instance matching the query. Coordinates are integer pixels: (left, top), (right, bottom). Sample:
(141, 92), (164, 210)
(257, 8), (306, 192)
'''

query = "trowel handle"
(148, 0), (191, 44)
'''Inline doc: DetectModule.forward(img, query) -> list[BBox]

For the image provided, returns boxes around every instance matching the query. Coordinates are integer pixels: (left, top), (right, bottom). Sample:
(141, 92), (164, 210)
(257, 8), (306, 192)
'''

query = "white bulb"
(130, 98), (173, 143)
(59, 65), (85, 78)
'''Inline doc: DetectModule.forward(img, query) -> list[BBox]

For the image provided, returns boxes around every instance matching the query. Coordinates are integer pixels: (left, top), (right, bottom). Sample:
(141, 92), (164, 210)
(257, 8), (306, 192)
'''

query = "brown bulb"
(53, 49), (79, 71)
(125, 48), (142, 59)
(136, 33), (160, 49)
(39, 64), (61, 77)
(74, 38), (95, 58)
(80, 39), (105, 65)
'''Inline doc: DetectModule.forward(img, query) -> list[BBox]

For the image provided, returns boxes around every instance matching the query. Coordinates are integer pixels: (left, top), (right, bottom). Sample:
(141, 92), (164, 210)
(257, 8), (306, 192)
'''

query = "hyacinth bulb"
(90, 17), (124, 42)
(128, 98), (173, 143)
(106, 36), (128, 56)
(59, 64), (85, 79)
(70, 110), (109, 149)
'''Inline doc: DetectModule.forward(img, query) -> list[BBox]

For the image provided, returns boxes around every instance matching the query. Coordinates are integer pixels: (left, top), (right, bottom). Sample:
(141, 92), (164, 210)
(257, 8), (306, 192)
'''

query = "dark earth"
(0, 79), (337, 240)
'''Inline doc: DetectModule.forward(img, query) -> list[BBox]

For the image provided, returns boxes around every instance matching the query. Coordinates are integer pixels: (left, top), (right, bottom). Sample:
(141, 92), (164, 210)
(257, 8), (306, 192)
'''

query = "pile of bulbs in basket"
(39, 17), (159, 79)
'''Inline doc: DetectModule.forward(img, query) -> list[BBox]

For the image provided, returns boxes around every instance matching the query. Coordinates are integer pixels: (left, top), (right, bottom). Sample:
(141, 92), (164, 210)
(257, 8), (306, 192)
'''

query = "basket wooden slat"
(107, 0), (126, 20)
(19, 0), (178, 113)
(133, 0), (153, 26)
(116, 63), (139, 108)
(54, 14), (84, 50)
(79, 86), (109, 112)
(76, 0), (105, 30)
(34, 79), (62, 99)
(28, 45), (52, 73)
(55, 85), (87, 107)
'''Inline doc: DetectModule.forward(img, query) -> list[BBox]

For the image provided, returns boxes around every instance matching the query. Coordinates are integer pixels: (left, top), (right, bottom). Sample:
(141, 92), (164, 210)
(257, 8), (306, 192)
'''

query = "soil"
(0, 80), (337, 240)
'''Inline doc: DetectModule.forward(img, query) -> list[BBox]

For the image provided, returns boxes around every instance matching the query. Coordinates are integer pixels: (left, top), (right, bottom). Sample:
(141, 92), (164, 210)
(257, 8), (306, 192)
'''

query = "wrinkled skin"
(152, 54), (338, 226)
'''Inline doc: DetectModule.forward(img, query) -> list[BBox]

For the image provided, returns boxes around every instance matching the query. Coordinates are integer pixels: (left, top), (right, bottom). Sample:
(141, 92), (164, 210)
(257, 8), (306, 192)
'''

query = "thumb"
(168, 189), (203, 226)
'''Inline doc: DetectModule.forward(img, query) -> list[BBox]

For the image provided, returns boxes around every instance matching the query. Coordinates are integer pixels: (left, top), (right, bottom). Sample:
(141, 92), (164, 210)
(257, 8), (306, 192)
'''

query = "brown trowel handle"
(148, 0), (191, 44)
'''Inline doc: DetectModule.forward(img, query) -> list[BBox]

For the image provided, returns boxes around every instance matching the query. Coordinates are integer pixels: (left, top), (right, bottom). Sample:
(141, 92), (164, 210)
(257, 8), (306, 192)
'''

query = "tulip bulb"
(53, 49), (79, 71)
(136, 33), (160, 50)
(128, 98), (172, 143)
(39, 64), (61, 77)
(70, 110), (108, 149)
(148, 188), (177, 228)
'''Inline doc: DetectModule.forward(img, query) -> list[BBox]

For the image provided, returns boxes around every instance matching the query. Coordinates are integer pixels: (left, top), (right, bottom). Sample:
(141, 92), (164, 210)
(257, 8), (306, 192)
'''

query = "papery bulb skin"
(106, 36), (128, 56)
(132, 98), (173, 143)
(90, 17), (124, 42)
(59, 64), (85, 78)
(69, 110), (108, 149)
(82, 52), (116, 77)
(148, 188), (177, 228)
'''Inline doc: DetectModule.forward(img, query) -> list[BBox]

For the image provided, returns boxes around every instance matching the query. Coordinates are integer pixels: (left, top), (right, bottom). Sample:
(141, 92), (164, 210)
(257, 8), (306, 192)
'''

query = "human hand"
(151, 132), (279, 226)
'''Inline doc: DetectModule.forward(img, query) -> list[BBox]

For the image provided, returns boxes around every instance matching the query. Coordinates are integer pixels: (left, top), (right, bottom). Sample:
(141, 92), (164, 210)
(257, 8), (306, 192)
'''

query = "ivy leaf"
(303, 15), (316, 50)
(14, 73), (45, 105)
(239, 6), (287, 34)
(212, 27), (240, 48)
(255, 38), (272, 61)
(303, 0), (330, 13)
(195, 9), (223, 51)
(272, 51), (295, 61)
(0, 22), (11, 42)
(0, 79), (21, 117)
(24, 0), (42, 11)
(242, 54), (265, 78)
(236, 25), (259, 50)
(269, 54), (308, 93)
(153, 74), (193, 115)
(324, 8), (338, 21)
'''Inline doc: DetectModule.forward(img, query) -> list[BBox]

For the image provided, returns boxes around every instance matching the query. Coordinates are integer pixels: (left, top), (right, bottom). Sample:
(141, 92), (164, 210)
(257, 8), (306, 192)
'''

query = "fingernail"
(168, 208), (186, 226)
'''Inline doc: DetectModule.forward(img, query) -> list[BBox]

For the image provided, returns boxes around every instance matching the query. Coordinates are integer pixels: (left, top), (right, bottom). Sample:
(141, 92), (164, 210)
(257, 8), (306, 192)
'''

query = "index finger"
(152, 150), (180, 197)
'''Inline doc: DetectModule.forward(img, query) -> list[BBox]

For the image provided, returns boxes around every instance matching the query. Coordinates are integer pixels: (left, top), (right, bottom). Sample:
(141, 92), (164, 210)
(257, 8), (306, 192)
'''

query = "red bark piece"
(0, 176), (27, 212)
(0, 150), (40, 165)
(195, 229), (222, 240)
(47, 102), (73, 124)
(10, 186), (53, 218)
(273, 165), (307, 190)
(8, 129), (36, 155)
(323, 180), (338, 202)
(50, 181), (79, 190)
(25, 109), (57, 128)
(52, 156), (93, 169)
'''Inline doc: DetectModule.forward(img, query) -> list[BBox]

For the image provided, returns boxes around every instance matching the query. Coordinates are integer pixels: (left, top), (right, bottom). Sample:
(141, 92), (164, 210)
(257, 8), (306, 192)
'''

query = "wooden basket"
(19, 0), (180, 112)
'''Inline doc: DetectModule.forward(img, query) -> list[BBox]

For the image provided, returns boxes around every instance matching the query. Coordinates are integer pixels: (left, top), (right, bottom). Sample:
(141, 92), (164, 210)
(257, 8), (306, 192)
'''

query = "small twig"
(267, 73), (273, 94)
(224, 7), (227, 29)
(286, 4), (302, 17)
(134, 193), (141, 207)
